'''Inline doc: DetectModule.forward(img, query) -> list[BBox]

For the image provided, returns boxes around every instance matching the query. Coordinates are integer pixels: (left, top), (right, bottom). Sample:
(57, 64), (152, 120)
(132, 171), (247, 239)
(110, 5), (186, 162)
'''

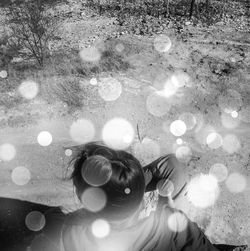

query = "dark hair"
(70, 142), (145, 221)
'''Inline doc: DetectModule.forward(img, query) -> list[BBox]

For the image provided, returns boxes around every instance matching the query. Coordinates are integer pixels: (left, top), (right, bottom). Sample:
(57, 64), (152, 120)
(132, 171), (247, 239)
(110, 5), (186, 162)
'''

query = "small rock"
(185, 21), (191, 26)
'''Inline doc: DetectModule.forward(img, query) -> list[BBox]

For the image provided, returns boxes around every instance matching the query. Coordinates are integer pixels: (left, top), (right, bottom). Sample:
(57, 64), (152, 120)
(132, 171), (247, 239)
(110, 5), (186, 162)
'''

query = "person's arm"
(143, 154), (188, 200)
(176, 216), (219, 251)
(162, 207), (219, 251)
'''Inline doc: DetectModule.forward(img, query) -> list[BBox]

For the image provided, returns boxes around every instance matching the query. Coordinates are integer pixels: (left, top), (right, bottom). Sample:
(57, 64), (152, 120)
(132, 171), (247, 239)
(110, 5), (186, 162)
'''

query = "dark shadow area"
(0, 197), (62, 251)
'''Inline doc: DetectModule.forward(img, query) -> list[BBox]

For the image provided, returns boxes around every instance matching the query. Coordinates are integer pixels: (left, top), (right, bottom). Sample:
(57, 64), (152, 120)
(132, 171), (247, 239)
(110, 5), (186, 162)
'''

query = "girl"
(59, 142), (219, 251)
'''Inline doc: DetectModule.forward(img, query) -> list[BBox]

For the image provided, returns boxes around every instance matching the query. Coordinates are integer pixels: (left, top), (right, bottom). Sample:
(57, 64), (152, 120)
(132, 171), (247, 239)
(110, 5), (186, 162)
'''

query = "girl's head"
(70, 142), (146, 221)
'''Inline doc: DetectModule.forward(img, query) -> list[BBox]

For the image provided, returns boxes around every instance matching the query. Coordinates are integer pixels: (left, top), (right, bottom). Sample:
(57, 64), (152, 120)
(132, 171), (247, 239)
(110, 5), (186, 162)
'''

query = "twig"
(136, 123), (142, 142)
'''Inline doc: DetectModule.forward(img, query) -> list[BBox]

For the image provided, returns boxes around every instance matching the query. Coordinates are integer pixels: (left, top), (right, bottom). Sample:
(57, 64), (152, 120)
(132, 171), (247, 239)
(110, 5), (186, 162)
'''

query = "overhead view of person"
(0, 142), (247, 251)
(29, 141), (235, 251)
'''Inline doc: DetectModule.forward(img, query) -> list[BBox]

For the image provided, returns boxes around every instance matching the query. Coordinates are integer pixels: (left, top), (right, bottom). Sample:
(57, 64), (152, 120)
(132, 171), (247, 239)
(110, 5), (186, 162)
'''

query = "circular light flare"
(170, 120), (187, 137)
(98, 77), (122, 101)
(206, 132), (223, 149)
(90, 78), (98, 86)
(65, 149), (73, 156)
(124, 188), (131, 194)
(168, 212), (188, 232)
(37, 131), (53, 147)
(179, 112), (197, 130)
(162, 78), (178, 97)
(115, 43), (125, 53)
(0, 143), (16, 161)
(154, 35), (172, 53)
(209, 163), (228, 182)
(25, 211), (46, 231)
(11, 166), (31, 186)
(18, 80), (39, 99)
(70, 119), (96, 144)
(81, 187), (107, 212)
(175, 145), (192, 163)
(226, 173), (247, 193)
(146, 91), (172, 117)
(0, 70), (8, 78)
(187, 174), (220, 208)
(91, 219), (110, 238)
(81, 155), (112, 187)
(171, 72), (190, 88)
(102, 118), (134, 150)
(156, 179), (174, 197)
(176, 138), (183, 145)
(133, 137), (161, 165)
(195, 125), (215, 146)
(79, 46), (101, 62)
(222, 134), (240, 154)
(231, 111), (238, 118)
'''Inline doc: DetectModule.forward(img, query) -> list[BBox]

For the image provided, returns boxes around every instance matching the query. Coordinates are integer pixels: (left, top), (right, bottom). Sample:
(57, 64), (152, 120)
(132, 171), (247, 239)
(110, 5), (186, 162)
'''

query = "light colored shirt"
(61, 205), (219, 251)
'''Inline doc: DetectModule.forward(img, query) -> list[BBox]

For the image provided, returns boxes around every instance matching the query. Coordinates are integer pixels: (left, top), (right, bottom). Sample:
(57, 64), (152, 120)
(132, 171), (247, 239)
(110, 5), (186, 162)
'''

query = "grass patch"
(0, 39), (131, 110)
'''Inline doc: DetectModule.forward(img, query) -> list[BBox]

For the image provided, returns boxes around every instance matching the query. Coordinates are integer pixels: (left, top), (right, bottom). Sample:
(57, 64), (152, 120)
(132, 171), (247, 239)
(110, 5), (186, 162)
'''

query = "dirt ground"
(0, 0), (250, 248)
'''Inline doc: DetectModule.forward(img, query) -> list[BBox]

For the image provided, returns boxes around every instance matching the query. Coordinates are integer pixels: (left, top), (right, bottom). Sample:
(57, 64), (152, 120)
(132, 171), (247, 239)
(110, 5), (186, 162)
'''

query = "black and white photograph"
(0, 0), (249, 250)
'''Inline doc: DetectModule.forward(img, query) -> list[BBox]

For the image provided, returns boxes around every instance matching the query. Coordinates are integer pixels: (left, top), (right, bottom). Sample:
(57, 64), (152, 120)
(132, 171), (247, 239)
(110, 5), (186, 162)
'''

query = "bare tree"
(5, 0), (59, 66)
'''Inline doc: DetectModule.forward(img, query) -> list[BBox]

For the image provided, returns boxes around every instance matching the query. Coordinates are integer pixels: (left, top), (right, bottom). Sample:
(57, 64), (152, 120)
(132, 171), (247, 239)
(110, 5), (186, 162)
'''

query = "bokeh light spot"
(175, 146), (192, 163)
(176, 138), (183, 145)
(18, 80), (39, 99)
(124, 188), (131, 194)
(187, 174), (220, 208)
(195, 125), (215, 146)
(222, 134), (240, 154)
(102, 118), (134, 150)
(115, 43), (125, 53)
(65, 149), (73, 156)
(226, 173), (247, 193)
(154, 35), (172, 53)
(171, 72), (190, 88)
(98, 77), (122, 101)
(25, 211), (46, 231)
(0, 143), (16, 161)
(206, 132), (223, 149)
(179, 112), (197, 130)
(11, 166), (31, 186)
(70, 119), (95, 144)
(81, 187), (107, 212)
(133, 137), (161, 165)
(170, 120), (187, 137)
(168, 212), (188, 232)
(209, 163), (228, 182)
(90, 78), (98, 86)
(91, 219), (110, 238)
(81, 155), (112, 187)
(0, 70), (8, 78)
(156, 179), (174, 197)
(162, 78), (178, 97)
(37, 131), (52, 146)
(146, 91), (171, 117)
(231, 111), (238, 118)
(79, 46), (101, 62)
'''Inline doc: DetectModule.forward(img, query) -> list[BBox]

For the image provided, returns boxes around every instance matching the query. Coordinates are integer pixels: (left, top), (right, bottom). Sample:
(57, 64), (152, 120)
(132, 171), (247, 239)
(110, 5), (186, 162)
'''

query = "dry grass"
(0, 40), (131, 110)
